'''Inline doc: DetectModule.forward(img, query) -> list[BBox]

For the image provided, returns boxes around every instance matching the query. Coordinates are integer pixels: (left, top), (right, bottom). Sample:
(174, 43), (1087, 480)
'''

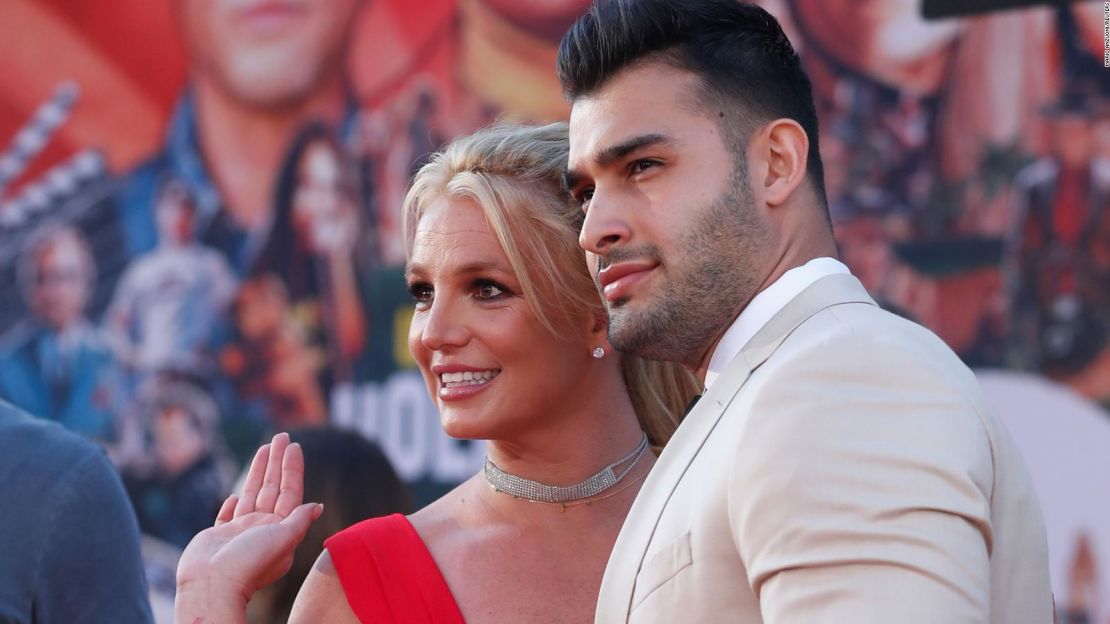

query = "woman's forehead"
(408, 197), (513, 275)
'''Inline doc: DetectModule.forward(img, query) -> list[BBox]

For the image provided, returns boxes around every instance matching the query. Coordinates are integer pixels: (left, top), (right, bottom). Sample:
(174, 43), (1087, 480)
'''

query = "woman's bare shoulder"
(288, 550), (361, 624)
(408, 475), (487, 544)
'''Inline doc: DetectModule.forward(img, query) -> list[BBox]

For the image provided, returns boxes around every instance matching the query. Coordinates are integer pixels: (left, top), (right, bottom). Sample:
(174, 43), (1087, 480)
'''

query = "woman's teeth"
(440, 370), (500, 387)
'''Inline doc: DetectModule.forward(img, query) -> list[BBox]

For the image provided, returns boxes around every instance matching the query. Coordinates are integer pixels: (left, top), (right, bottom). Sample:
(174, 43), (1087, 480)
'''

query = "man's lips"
(597, 262), (657, 302)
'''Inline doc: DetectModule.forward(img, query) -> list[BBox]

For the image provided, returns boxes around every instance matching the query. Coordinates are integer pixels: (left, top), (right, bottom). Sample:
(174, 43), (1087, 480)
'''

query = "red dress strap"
(324, 513), (465, 623)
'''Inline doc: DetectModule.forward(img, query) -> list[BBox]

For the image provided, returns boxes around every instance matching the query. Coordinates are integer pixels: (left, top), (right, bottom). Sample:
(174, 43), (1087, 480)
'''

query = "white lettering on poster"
(332, 372), (485, 482)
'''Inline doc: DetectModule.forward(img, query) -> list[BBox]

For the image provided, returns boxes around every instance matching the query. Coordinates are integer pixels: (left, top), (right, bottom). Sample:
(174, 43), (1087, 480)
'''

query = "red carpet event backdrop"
(0, 0), (1106, 618)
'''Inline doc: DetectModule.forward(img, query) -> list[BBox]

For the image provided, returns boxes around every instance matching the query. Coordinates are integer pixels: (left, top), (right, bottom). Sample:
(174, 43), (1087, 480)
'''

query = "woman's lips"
(438, 369), (500, 401)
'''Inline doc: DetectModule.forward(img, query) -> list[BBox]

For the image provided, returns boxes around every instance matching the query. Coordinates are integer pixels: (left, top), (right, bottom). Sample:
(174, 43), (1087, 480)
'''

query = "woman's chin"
(439, 412), (494, 441)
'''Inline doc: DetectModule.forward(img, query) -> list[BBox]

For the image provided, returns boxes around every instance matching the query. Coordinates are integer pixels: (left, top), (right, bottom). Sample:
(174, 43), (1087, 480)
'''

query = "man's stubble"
(605, 162), (768, 367)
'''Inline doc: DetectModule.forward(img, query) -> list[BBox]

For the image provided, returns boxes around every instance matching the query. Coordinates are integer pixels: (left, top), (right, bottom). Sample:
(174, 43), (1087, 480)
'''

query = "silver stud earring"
(592, 347), (605, 359)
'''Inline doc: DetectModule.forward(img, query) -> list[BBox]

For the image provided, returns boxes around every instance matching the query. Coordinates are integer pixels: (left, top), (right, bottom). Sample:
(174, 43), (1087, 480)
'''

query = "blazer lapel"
(596, 273), (875, 622)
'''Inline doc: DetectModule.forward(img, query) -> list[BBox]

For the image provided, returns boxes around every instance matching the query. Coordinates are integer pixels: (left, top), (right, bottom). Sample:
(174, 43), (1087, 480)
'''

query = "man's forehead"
(568, 64), (705, 163)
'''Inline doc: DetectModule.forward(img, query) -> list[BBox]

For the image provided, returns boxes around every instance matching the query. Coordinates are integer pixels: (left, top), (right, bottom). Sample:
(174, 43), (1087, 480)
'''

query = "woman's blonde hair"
(403, 122), (698, 447)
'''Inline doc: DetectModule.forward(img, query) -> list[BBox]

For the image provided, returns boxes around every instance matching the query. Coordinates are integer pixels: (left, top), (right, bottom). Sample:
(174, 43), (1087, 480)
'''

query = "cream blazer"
(596, 274), (1052, 623)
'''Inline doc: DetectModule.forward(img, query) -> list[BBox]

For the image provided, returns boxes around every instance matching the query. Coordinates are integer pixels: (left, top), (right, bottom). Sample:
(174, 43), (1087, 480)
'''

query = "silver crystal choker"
(484, 433), (650, 504)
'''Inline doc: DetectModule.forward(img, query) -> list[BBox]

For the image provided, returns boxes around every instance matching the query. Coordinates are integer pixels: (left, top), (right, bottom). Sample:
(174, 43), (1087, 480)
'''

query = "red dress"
(324, 513), (466, 623)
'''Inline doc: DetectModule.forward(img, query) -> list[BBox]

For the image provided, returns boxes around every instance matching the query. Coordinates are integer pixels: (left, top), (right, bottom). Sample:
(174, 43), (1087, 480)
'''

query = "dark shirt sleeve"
(33, 449), (154, 623)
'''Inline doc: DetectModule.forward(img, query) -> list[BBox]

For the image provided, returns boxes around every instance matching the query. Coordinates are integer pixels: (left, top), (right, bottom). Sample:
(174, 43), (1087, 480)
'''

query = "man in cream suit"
(558, 1), (1052, 621)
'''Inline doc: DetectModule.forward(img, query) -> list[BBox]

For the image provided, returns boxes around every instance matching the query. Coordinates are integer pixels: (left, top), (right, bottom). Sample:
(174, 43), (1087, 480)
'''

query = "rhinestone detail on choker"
(484, 433), (649, 504)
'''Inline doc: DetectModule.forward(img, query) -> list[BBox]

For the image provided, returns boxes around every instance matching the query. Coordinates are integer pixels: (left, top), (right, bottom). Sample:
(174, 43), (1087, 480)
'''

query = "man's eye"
(631, 159), (659, 174)
(577, 188), (594, 210)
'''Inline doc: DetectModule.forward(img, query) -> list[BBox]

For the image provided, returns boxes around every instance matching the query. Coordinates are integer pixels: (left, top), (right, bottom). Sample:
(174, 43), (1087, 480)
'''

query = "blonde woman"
(174, 123), (697, 623)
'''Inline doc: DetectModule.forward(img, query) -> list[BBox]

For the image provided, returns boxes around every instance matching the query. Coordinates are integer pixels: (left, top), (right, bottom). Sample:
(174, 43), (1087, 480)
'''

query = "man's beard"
(603, 169), (767, 367)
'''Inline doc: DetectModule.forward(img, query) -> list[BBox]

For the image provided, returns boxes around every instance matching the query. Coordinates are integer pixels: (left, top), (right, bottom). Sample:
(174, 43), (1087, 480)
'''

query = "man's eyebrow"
(595, 133), (671, 166)
(564, 133), (673, 192)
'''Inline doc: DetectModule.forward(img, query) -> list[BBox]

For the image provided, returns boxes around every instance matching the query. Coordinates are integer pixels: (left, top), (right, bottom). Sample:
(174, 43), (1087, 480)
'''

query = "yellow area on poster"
(394, 306), (416, 369)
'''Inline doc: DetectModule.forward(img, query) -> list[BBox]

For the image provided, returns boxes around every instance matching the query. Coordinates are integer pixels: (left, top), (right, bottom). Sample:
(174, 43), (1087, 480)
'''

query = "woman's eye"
(408, 283), (433, 308)
(475, 281), (506, 300)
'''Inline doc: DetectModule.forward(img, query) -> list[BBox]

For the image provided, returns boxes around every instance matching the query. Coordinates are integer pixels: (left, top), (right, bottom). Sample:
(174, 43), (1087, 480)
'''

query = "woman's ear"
(590, 311), (607, 335)
(587, 311), (613, 358)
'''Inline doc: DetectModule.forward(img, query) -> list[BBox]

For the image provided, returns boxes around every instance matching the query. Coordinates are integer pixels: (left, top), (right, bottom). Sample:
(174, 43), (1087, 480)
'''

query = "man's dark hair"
(557, 0), (827, 208)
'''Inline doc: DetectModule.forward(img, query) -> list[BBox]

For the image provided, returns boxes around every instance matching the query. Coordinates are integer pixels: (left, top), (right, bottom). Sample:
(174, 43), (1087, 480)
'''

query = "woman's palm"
(176, 434), (322, 601)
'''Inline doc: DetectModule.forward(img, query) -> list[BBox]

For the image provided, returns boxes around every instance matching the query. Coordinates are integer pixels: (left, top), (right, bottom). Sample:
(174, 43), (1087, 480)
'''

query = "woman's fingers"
(214, 494), (238, 526)
(274, 442), (304, 518)
(275, 503), (324, 551)
(255, 433), (290, 513)
(235, 443), (270, 516)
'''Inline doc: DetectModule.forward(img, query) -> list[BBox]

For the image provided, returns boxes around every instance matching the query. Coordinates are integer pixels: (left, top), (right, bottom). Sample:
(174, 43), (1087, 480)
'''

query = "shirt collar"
(703, 257), (850, 389)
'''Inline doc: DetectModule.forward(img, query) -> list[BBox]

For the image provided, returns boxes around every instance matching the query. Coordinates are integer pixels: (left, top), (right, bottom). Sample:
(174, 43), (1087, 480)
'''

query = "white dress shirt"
(703, 257), (850, 389)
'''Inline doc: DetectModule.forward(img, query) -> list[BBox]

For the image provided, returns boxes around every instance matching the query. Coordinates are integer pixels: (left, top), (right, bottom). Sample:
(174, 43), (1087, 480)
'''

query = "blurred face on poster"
(176, 0), (362, 109)
(156, 185), (197, 246)
(293, 140), (355, 255)
(27, 233), (92, 332)
(234, 276), (288, 342)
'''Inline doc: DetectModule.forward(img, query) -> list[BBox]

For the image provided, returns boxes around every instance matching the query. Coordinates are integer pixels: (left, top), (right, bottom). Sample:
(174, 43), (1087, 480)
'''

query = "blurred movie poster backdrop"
(0, 0), (1106, 618)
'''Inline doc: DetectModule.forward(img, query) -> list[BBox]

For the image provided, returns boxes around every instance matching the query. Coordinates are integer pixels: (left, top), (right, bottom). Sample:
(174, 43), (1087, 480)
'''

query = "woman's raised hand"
(175, 433), (323, 622)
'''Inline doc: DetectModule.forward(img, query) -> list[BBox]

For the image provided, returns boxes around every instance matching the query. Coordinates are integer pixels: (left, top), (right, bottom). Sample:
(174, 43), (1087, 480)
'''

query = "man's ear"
(758, 118), (809, 208)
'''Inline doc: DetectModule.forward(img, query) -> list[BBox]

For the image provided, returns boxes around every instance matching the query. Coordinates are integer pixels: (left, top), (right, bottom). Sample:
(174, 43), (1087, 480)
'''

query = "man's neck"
(689, 235), (840, 384)
(192, 76), (348, 232)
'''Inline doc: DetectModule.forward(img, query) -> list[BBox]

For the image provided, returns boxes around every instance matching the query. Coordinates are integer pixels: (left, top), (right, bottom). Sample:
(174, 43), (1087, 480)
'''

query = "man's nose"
(578, 188), (633, 255)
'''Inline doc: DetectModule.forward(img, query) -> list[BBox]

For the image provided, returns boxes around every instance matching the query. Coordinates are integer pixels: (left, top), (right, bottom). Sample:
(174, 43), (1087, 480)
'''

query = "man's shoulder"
(743, 301), (984, 413)
(0, 401), (115, 549)
(0, 403), (154, 623)
(721, 303), (996, 478)
(0, 400), (106, 473)
(774, 300), (959, 367)
(724, 301), (997, 462)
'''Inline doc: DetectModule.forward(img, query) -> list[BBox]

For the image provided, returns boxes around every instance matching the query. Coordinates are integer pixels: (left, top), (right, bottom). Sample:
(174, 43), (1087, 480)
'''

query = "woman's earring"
(592, 347), (605, 359)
